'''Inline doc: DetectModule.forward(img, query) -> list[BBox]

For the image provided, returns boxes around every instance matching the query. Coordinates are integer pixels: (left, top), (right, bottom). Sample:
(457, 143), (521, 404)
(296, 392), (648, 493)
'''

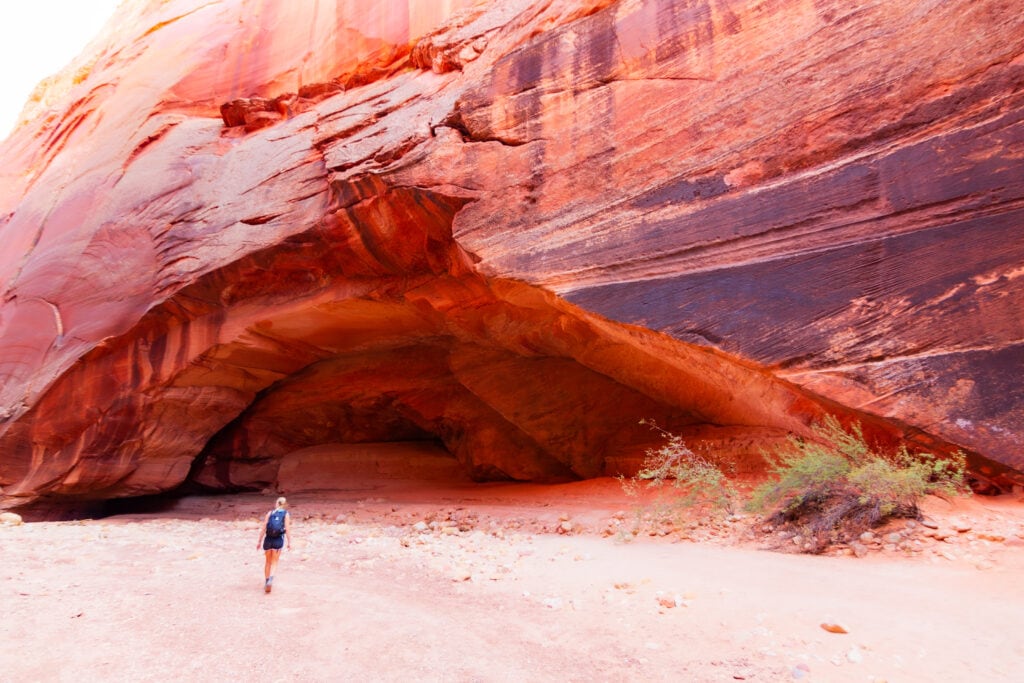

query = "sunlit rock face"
(1, 0), (1022, 504)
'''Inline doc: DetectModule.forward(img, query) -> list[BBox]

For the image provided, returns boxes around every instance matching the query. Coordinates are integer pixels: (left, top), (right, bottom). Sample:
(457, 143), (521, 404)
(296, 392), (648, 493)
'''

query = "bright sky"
(0, 0), (122, 141)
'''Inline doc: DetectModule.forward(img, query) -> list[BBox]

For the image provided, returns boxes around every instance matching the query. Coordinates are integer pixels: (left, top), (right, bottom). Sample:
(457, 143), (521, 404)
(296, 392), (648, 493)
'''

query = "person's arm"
(285, 511), (292, 551)
(257, 511), (268, 550)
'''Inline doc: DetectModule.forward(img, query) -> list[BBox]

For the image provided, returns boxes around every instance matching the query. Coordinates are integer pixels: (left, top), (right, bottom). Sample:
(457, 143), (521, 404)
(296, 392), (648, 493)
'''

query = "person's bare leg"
(264, 550), (274, 580)
(264, 549), (281, 592)
(268, 549), (280, 577)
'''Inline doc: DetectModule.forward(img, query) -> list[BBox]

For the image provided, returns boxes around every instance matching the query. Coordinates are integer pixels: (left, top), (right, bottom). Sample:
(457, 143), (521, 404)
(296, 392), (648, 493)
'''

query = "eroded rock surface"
(1, 0), (1022, 505)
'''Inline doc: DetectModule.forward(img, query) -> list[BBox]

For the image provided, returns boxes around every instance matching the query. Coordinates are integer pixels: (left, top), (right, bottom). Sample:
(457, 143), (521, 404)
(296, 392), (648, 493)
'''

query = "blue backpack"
(266, 509), (287, 538)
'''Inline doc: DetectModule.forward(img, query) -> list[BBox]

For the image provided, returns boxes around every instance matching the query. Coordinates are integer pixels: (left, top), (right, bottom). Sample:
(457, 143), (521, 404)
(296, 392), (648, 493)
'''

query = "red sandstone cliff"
(1, 0), (1022, 505)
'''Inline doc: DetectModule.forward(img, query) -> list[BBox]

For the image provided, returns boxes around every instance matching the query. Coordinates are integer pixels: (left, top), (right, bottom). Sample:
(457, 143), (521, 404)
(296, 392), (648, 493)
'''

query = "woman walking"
(257, 496), (291, 593)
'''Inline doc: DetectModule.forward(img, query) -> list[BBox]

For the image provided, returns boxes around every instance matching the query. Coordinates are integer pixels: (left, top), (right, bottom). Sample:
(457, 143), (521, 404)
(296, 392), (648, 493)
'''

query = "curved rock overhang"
(0, 164), (996, 503)
(0, 174), (967, 502)
(1, 0), (1023, 506)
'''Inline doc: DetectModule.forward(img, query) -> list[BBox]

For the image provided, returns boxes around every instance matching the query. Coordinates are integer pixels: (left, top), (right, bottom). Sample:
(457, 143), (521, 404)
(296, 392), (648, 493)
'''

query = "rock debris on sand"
(2, 482), (1023, 682)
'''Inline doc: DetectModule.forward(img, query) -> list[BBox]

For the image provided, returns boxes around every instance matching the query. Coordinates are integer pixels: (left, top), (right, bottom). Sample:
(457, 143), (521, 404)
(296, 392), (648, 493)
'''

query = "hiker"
(257, 496), (291, 593)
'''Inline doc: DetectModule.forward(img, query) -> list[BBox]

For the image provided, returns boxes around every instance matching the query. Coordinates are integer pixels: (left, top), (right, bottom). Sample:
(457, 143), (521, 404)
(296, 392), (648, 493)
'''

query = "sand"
(3, 478), (1023, 682)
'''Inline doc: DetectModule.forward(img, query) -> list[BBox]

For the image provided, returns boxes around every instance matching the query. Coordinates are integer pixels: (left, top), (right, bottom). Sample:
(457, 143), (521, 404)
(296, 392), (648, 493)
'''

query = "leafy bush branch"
(747, 415), (968, 553)
(620, 415), (969, 553)
(619, 420), (738, 534)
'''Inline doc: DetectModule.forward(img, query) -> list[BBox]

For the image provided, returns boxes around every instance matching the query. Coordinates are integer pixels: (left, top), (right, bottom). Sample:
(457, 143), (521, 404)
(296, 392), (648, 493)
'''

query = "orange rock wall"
(1, 0), (1021, 504)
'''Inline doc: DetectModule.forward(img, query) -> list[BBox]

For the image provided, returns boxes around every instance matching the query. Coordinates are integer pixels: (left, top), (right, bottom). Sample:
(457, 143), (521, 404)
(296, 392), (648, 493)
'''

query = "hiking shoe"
(264, 576), (273, 593)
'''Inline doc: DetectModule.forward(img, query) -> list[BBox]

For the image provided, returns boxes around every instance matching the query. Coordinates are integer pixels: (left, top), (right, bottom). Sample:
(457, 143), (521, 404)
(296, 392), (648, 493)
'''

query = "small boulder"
(923, 527), (952, 541)
(950, 518), (972, 533)
(0, 511), (23, 526)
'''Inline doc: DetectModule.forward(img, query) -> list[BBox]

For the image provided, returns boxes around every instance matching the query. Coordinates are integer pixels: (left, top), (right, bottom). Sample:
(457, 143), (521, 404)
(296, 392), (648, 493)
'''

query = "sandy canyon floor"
(3, 478), (1024, 682)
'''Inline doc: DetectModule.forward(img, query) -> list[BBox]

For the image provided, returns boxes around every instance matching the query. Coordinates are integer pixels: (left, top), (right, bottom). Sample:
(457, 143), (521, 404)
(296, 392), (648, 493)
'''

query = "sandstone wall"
(1, 0), (1021, 504)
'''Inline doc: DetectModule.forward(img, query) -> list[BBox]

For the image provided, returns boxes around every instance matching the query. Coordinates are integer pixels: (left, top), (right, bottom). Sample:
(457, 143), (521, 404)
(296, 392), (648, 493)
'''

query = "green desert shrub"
(748, 415), (968, 553)
(620, 420), (738, 533)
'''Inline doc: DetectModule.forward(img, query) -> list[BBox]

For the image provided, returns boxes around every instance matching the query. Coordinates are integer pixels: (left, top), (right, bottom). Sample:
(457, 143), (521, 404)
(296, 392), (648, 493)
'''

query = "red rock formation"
(1, 0), (1021, 505)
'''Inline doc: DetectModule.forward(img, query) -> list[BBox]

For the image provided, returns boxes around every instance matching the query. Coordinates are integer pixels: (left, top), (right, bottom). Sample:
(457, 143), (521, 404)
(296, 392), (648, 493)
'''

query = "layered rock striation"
(1, 0), (1022, 505)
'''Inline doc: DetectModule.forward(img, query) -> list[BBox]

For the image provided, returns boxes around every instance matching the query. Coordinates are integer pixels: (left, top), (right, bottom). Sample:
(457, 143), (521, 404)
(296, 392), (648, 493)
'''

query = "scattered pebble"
(656, 594), (687, 609)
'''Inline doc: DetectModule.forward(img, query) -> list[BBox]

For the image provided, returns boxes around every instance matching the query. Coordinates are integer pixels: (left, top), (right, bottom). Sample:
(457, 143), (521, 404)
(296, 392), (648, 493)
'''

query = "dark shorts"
(263, 534), (285, 551)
